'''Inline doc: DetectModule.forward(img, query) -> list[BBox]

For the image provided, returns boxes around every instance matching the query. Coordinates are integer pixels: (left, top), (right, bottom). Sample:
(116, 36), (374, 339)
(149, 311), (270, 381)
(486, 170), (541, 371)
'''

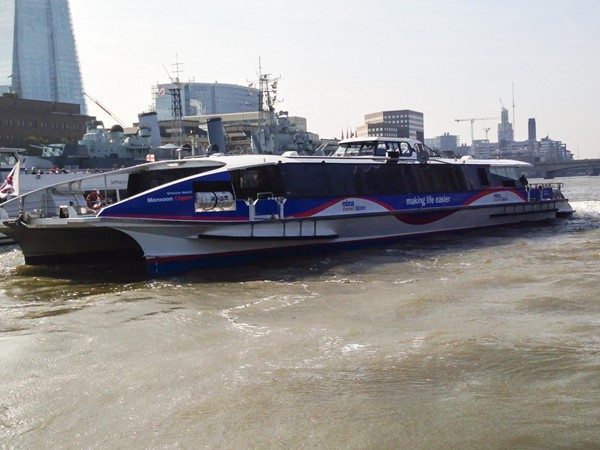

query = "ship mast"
(166, 58), (184, 146)
(257, 58), (278, 129)
(250, 59), (282, 154)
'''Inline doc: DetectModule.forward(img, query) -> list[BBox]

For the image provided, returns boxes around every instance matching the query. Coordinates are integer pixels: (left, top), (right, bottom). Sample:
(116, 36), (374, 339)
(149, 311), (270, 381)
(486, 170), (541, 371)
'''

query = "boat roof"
(0, 147), (25, 154)
(338, 137), (423, 145)
(173, 153), (532, 170)
(5, 153), (532, 198)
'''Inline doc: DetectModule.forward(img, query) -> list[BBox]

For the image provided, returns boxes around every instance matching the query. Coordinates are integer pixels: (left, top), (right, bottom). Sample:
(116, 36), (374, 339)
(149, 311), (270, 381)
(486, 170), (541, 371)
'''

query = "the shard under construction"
(0, 0), (86, 113)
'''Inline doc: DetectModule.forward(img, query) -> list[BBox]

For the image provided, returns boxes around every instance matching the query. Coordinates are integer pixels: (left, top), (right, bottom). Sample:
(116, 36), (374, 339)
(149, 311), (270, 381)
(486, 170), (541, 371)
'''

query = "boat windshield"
(332, 142), (378, 157)
(0, 153), (18, 167)
(489, 165), (521, 180)
(332, 140), (417, 157)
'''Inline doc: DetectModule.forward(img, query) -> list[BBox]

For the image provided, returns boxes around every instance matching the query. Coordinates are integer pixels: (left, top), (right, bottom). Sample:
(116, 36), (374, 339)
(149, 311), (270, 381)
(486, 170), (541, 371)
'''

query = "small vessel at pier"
(0, 137), (574, 276)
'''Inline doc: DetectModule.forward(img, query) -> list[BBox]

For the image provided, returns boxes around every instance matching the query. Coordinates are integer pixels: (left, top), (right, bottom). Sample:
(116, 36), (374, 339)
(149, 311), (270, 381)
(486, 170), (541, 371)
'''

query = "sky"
(68, 0), (600, 158)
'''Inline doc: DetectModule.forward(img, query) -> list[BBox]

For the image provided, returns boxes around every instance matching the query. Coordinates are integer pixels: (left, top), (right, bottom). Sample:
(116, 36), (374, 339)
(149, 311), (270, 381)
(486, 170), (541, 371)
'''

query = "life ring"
(86, 191), (105, 210)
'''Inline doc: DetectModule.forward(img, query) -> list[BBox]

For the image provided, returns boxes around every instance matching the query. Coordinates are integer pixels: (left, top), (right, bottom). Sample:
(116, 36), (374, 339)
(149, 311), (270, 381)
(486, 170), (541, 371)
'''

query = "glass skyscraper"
(0, 0), (86, 113)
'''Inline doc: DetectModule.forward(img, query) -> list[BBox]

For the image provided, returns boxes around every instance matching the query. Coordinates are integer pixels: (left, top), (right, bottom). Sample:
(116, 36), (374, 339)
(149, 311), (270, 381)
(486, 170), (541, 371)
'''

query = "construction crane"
(454, 117), (499, 145)
(83, 92), (127, 127)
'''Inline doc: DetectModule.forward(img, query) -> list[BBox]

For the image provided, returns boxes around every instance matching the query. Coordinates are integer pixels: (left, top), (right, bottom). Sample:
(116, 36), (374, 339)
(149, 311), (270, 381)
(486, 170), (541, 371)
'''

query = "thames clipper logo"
(341, 199), (366, 212)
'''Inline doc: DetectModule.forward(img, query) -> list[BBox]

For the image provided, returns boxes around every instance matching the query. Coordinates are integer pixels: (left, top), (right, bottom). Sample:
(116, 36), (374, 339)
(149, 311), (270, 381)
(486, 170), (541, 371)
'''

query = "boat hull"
(1, 199), (561, 276)
(1, 221), (144, 267)
(144, 202), (562, 275)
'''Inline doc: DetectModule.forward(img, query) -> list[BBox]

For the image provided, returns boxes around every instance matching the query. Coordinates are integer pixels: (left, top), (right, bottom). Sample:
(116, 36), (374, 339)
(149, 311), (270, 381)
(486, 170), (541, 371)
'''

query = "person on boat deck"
(519, 174), (529, 187)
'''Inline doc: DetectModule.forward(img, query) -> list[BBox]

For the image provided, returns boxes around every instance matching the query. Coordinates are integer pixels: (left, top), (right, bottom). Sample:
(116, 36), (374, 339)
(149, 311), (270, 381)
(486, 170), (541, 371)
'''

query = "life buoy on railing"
(86, 191), (105, 210)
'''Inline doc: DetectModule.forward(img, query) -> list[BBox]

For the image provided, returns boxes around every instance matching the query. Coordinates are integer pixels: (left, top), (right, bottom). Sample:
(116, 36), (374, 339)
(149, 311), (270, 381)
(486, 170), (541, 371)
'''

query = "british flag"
(0, 165), (16, 197)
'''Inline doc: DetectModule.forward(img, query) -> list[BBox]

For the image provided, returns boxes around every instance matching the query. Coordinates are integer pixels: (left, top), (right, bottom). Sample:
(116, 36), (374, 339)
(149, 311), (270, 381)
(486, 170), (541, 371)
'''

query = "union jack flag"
(0, 166), (16, 197)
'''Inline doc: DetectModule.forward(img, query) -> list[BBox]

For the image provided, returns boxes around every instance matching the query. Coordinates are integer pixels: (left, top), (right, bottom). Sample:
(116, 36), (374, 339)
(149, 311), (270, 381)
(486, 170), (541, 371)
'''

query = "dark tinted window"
(230, 165), (285, 199)
(477, 167), (490, 186)
(127, 167), (215, 197)
(278, 163), (469, 198)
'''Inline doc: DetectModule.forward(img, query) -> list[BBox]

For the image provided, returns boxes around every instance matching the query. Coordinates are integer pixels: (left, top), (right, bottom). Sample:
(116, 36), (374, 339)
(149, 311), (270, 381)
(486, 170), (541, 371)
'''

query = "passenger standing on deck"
(519, 174), (529, 187)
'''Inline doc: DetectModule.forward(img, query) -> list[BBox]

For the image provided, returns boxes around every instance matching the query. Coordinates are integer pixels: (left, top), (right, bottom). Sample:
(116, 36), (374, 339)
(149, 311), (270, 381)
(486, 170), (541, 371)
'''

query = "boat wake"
(571, 201), (600, 220)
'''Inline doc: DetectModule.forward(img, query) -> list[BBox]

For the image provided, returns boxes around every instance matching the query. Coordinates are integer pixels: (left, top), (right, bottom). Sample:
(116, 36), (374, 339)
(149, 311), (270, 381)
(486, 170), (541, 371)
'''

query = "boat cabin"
(331, 137), (438, 159)
(0, 147), (23, 174)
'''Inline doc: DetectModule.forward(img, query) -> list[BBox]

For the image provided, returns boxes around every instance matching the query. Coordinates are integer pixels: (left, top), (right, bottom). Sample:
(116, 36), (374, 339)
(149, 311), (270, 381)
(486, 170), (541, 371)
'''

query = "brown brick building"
(0, 93), (93, 149)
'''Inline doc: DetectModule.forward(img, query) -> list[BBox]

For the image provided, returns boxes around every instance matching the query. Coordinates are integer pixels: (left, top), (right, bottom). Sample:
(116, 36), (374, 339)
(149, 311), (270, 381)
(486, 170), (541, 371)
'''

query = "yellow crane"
(455, 117), (499, 145)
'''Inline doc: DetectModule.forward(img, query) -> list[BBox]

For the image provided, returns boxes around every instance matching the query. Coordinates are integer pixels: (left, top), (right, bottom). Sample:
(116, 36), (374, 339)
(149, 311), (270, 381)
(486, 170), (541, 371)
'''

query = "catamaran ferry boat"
(0, 137), (573, 276)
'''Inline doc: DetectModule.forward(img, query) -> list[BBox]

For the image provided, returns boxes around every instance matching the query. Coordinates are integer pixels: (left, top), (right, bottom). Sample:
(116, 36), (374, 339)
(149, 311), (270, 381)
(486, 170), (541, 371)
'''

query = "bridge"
(533, 159), (600, 178)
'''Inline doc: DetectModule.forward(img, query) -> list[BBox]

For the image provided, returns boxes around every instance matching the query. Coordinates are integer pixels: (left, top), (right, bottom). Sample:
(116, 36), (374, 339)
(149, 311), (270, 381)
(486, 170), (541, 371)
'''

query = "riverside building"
(0, 93), (90, 148)
(357, 110), (424, 142)
(428, 111), (573, 163)
(153, 82), (260, 121)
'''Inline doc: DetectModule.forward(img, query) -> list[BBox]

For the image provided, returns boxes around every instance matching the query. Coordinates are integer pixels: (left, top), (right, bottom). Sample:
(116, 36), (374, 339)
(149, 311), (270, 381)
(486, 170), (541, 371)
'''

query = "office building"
(498, 107), (514, 146)
(0, 93), (90, 148)
(153, 82), (260, 121)
(357, 110), (424, 141)
(528, 118), (537, 141)
(0, 0), (86, 113)
(425, 133), (460, 155)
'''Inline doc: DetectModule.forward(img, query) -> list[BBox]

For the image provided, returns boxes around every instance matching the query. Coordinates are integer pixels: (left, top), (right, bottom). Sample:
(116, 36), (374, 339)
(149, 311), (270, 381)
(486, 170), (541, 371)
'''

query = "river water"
(1, 177), (599, 449)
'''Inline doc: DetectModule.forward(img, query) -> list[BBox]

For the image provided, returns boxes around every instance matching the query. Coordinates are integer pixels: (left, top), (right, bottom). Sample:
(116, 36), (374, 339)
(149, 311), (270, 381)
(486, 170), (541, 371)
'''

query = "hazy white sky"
(69, 0), (600, 158)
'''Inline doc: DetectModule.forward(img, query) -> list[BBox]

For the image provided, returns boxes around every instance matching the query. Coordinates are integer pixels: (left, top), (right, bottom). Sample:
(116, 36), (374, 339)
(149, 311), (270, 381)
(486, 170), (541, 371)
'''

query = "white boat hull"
(0, 197), (567, 275)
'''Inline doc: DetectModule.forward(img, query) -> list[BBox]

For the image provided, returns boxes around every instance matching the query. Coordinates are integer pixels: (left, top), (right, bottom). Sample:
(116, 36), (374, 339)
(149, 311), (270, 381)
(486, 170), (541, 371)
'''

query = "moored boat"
(0, 147), (128, 219)
(0, 137), (574, 276)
